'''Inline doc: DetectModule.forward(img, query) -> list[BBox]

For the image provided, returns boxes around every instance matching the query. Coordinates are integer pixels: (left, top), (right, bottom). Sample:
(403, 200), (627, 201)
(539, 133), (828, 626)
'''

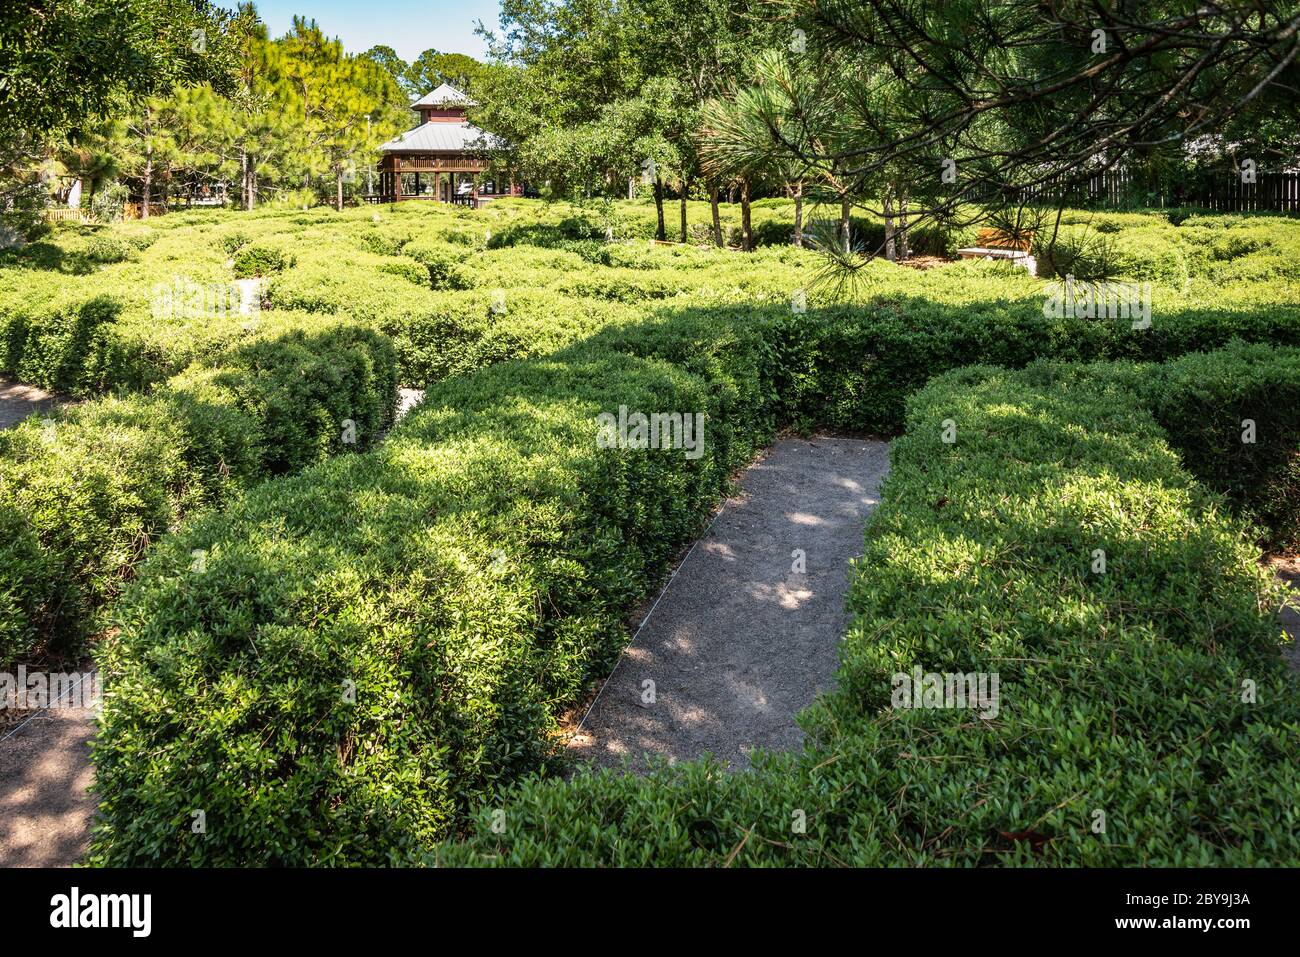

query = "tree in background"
(359, 47), (490, 102)
(699, 49), (828, 251)
(275, 18), (404, 210)
(84, 9), (409, 212)
(743, 0), (1300, 263)
(472, 0), (779, 239)
(627, 0), (783, 242)
(108, 85), (233, 215)
(361, 44), (410, 92)
(0, 0), (239, 144)
(0, 0), (238, 234)
(404, 50), (489, 98)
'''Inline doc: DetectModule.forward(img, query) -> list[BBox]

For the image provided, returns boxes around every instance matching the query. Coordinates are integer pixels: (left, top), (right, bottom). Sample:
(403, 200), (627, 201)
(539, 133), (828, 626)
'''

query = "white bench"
(957, 229), (1038, 276)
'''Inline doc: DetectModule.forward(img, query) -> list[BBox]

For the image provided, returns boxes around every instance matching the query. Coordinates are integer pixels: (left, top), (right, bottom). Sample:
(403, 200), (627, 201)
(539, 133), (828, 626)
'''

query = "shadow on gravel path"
(569, 435), (891, 772)
(0, 377), (61, 430)
(0, 710), (96, 867)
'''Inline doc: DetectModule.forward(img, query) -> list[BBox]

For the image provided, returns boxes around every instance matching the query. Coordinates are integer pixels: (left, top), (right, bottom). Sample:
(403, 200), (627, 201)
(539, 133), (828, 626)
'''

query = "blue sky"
(246, 0), (501, 61)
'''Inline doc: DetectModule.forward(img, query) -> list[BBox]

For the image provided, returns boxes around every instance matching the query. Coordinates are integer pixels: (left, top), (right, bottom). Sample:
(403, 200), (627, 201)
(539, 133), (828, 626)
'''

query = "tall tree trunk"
(141, 106), (153, 220)
(741, 179), (753, 252)
(792, 180), (804, 248)
(883, 192), (896, 261)
(679, 179), (687, 243)
(336, 168), (344, 211)
(839, 194), (851, 255)
(710, 183), (722, 247)
(898, 190), (910, 261)
(241, 148), (253, 211)
(653, 176), (666, 241)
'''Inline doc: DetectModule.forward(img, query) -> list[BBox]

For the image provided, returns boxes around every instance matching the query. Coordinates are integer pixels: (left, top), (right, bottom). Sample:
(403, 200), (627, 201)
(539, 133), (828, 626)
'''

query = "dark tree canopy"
(0, 0), (241, 144)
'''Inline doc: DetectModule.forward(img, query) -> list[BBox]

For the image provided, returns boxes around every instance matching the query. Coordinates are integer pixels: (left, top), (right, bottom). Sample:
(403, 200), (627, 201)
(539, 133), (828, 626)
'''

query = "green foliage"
(769, 285), (1300, 435)
(0, 316), (397, 667)
(403, 238), (476, 290)
(402, 50), (488, 99)
(378, 256), (433, 287)
(0, 0), (241, 143)
(86, 272), (1300, 866)
(219, 231), (250, 255)
(1138, 342), (1300, 551)
(232, 243), (292, 278)
(86, 325), (770, 864)
(432, 350), (1300, 867)
(89, 183), (131, 224)
(0, 199), (1290, 865)
(82, 235), (134, 264)
(0, 178), (50, 246)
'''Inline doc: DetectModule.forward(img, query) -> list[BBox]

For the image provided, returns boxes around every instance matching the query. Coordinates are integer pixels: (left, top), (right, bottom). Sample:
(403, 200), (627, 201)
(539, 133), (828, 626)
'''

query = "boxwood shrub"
(30, 200), (1293, 864)
(1138, 342), (1300, 551)
(86, 310), (772, 865)
(0, 315), (397, 667)
(431, 348), (1300, 866)
(232, 243), (293, 278)
(85, 299), (1300, 864)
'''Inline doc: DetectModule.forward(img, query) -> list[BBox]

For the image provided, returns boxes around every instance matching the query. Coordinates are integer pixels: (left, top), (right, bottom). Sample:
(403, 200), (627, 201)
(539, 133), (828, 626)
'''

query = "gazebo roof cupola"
(411, 83), (476, 122)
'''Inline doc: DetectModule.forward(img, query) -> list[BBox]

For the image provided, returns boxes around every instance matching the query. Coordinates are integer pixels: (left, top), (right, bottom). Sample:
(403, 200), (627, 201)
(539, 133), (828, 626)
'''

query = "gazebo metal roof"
(411, 83), (476, 109)
(378, 83), (500, 154)
(378, 122), (498, 153)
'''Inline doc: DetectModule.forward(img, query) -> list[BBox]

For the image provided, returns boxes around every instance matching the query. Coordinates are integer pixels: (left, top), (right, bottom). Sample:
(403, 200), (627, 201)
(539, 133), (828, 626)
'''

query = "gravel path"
(0, 376), (61, 430)
(568, 436), (892, 771)
(0, 377), (91, 867)
(0, 709), (97, 867)
(1274, 556), (1300, 674)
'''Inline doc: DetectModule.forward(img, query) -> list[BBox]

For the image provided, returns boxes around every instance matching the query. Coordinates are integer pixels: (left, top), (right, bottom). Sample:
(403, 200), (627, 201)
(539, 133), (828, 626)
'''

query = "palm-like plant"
(698, 48), (852, 252)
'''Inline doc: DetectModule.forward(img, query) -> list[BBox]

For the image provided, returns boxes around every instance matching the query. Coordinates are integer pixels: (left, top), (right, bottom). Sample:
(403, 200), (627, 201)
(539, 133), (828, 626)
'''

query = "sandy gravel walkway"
(0, 378), (93, 867)
(0, 709), (97, 867)
(0, 376), (61, 430)
(1273, 556), (1300, 674)
(569, 436), (892, 771)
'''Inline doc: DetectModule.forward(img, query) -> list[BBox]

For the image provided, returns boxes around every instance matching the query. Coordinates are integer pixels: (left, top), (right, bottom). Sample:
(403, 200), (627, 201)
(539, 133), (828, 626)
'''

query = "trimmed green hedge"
(0, 316), (397, 667)
(0, 228), (238, 396)
(770, 296), (1300, 434)
(431, 346), (1300, 866)
(57, 200), (1300, 865)
(11, 200), (1296, 403)
(85, 294), (1300, 865)
(232, 244), (294, 279)
(87, 313), (771, 865)
(1139, 343), (1300, 551)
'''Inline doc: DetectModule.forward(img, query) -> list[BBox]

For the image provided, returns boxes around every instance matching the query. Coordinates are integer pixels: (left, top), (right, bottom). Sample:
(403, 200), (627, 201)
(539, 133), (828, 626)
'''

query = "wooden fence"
(1016, 169), (1300, 212)
(43, 203), (169, 224)
(1194, 172), (1300, 212)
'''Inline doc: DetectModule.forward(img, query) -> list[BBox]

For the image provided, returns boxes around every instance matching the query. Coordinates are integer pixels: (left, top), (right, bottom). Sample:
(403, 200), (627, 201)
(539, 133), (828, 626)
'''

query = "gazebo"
(373, 83), (512, 205)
